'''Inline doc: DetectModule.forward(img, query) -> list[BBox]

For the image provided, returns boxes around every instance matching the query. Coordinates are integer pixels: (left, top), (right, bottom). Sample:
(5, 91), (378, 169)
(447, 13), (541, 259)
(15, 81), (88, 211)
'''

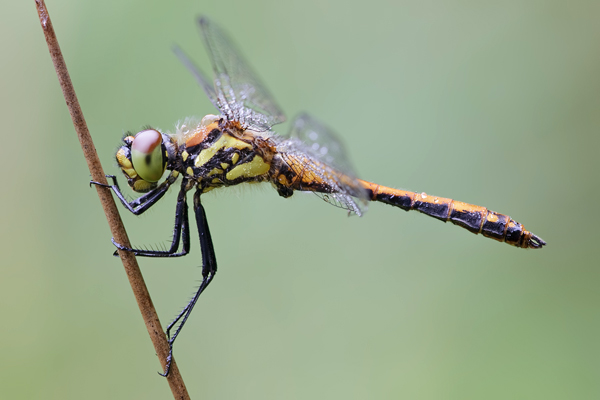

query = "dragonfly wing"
(173, 45), (221, 111)
(314, 192), (365, 215)
(285, 113), (369, 216)
(197, 16), (286, 131)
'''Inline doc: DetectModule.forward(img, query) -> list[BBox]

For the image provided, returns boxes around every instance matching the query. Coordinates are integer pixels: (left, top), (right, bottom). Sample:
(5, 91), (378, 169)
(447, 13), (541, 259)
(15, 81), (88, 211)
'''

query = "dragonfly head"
(115, 128), (175, 192)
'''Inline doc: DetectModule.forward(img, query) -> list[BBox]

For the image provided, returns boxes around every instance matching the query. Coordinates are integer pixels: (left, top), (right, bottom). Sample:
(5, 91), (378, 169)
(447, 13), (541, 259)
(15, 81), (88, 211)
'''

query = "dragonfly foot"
(89, 175), (118, 188)
(158, 344), (174, 377)
(111, 238), (136, 254)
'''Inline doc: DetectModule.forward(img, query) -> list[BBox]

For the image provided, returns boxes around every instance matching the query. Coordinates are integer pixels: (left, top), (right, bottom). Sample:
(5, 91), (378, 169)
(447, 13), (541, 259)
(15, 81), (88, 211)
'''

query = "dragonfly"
(93, 16), (546, 376)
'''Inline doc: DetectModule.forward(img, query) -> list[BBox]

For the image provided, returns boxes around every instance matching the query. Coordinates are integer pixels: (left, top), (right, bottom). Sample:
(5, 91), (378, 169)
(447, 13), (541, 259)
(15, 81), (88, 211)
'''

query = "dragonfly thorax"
(115, 115), (278, 195)
(175, 115), (277, 193)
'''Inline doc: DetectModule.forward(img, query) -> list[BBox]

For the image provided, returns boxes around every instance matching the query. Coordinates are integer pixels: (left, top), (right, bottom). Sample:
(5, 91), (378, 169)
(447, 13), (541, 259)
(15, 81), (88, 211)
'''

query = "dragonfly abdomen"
(359, 180), (546, 249)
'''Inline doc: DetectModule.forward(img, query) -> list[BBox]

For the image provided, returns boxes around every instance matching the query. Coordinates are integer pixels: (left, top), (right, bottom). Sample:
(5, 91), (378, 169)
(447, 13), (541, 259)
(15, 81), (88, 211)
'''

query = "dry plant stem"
(35, 1), (190, 398)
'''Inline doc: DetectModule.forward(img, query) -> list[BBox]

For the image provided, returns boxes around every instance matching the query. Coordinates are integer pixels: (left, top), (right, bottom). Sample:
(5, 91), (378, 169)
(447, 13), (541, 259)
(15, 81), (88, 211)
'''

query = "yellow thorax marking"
(207, 168), (223, 177)
(194, 134), (252, 168)
(277, 174), (289, 186)
(226, 156), (270, 180)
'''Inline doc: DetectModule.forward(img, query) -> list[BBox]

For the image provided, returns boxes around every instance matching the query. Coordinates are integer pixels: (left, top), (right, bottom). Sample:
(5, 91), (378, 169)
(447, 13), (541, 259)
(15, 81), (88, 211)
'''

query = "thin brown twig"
(34, 1), (190, 398)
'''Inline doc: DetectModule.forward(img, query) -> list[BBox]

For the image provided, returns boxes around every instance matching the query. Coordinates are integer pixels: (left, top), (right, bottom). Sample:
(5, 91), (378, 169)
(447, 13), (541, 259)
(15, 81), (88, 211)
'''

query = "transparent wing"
(284, 113), (369, 216)
(197, 16), (286, 131)
(173, 45), (221, 111)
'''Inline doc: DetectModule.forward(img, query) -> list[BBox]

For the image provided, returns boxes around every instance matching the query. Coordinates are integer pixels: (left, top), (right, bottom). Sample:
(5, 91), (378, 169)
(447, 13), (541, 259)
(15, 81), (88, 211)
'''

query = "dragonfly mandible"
(93, 16), (546, 376)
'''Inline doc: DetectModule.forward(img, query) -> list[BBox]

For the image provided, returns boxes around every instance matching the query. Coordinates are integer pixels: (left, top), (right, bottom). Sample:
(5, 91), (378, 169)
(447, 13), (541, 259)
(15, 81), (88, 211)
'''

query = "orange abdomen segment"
(358, 180), (545, 249)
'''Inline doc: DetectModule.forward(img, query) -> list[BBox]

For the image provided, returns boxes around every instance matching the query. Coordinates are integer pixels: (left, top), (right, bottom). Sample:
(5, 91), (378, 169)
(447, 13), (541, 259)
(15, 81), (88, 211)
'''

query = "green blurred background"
(2, 0), (599, 398)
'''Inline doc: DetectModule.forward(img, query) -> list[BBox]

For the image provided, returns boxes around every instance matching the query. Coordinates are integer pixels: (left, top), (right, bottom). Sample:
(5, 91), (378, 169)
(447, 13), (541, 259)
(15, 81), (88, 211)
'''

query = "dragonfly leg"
(90, 174), (175, 215)
(113, 184), (191, 257)
(91, 174), (190, 255)
(160, 189), (217, 377)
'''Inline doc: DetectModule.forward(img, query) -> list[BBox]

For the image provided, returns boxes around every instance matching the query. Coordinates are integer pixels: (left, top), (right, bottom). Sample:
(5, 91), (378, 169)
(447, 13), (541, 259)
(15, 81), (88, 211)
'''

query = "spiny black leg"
(194, 190), (217, 271)
(114, 184), (191, 258)
(160, 190), (217, 377)
(91, 174), (175, 215)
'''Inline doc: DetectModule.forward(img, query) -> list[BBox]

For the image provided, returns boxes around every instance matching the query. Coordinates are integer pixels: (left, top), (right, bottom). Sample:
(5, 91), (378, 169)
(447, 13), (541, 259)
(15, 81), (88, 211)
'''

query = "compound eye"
(131, 129), (166, 182)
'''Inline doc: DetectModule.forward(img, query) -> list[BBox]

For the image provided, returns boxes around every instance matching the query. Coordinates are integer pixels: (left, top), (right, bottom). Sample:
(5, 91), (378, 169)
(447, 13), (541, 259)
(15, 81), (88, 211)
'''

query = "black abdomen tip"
(528, 234), (547, 249)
